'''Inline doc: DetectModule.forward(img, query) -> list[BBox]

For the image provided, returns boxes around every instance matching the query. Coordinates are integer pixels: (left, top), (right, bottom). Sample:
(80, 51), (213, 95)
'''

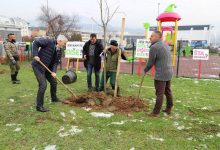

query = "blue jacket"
(32, 38), (59, 73)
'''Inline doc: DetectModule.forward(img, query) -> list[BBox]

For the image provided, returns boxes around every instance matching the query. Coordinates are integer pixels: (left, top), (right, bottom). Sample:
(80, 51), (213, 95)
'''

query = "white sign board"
(65, 41), (85, 58)
(193, 49), (209, 60)
(135, 39), (151, 58)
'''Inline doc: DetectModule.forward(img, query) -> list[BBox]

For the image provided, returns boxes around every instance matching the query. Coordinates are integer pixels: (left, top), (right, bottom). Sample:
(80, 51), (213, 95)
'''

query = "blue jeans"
(87, 63), (100, 90)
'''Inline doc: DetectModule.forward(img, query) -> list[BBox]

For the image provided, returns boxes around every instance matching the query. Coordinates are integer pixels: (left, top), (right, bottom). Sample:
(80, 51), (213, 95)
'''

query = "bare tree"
(92, 0), (119, 47)
(92, 0), (119, 94)
(38, 5), (79, 39)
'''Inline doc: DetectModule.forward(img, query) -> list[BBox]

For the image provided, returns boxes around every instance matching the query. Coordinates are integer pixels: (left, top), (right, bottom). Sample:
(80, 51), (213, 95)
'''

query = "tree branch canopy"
(38, 5), (79, 39)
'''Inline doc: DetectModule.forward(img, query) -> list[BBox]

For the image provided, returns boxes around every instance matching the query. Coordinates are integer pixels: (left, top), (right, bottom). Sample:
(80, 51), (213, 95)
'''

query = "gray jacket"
(145, 40), (173, 81)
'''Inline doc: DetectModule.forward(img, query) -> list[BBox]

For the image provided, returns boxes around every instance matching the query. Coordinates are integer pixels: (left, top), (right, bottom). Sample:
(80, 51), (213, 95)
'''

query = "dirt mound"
(63, 92), (148, 113)
(0, 69), (8, 74)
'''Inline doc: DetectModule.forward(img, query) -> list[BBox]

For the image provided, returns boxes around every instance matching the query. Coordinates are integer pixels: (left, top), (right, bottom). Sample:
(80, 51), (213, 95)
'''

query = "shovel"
(137, 73), (146, 99)
(38, 60), (77, 99)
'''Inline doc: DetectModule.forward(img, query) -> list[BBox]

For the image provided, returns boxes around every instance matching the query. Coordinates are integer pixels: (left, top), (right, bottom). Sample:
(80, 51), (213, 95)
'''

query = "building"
(0, 16), (31, 42)
(150, 25), (213, 47)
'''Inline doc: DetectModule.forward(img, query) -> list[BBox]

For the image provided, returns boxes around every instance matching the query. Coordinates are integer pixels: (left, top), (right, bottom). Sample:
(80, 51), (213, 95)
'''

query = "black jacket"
(83, 40), (104, 71)
(32, 38), (59, 73)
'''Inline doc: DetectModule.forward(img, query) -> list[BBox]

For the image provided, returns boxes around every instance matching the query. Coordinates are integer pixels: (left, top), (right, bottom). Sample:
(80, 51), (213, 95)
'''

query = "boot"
(162, 108), (172, 115)
(15, 72), (20, 82)
(11, 74), (19, 84)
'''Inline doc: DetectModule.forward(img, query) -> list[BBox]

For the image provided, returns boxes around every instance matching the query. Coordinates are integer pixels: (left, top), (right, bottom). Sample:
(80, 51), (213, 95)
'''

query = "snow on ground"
(44, 145), (56, 150)
(57, 126), (82, 138)
(14, 128), (21, 132)
(147, 135), (164, 142)
(90, 112), (114, 118)
(60, 112), (66, 118)
(9, 98), (14, 102)
(82, 107), (92, 112)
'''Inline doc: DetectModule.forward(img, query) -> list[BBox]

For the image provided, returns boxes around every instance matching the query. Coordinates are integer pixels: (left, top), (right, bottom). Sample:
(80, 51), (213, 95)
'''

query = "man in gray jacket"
(144, 31), (173, 117)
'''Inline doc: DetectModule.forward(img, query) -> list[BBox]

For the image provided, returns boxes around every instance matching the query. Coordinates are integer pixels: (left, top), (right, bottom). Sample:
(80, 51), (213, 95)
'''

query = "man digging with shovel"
(144, 31), (173, 117)
(99, 40), (127, 96)
(32, 35), (68, 112)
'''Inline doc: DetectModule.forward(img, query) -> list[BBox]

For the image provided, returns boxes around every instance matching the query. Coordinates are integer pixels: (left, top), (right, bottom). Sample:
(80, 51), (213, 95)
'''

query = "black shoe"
(51, 98), (62, 102)
(12, 81), (20, 84)
(36, 107), (49, 112)
(15, 72), (20, 81)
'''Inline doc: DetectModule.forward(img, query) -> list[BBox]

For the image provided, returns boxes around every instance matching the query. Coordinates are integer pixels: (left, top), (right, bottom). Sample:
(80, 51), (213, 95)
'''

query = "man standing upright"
(32, 35), (68, 112)
(144, 31), (173, 117)
(83, 34), (103, 92)
(4, 33), (20, 84)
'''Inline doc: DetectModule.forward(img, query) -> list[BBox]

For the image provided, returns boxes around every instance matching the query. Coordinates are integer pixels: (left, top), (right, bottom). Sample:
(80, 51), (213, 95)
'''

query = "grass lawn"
(0, 63), (220, 150)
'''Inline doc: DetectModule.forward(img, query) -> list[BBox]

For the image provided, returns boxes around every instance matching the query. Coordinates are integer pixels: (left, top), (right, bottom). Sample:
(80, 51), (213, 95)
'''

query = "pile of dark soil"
(63, 92), (148, 113)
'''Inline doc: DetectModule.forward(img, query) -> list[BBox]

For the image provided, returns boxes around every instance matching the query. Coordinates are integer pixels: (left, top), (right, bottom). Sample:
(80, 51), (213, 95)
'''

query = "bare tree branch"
(38, 4), (79, 39)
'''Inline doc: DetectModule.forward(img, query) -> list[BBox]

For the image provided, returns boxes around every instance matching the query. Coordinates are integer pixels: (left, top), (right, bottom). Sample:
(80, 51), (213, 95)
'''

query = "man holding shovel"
(99, 40), (127, 95)
(144, 31), (173, 117)
(32, 35), (68, 112)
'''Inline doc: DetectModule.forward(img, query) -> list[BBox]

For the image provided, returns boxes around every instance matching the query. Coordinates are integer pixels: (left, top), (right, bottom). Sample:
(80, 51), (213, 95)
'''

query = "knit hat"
(110, 40), (118, 46)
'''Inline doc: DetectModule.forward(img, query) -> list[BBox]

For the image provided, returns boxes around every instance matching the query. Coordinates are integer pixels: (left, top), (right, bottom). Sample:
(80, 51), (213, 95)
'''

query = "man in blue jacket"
(32, 35), (68, 112)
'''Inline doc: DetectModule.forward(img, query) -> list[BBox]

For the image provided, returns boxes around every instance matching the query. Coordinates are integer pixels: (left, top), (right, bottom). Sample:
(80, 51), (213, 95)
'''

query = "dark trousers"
(100, 71), (116, 91)
(86, 63), (100, 90)
(33, 66), (57, 108)
(153, 80), (173, 114)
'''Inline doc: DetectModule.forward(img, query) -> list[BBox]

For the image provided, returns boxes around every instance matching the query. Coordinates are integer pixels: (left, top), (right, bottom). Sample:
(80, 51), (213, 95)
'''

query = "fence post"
(131, 41), (135, 75)
(176, 40), (181, 78)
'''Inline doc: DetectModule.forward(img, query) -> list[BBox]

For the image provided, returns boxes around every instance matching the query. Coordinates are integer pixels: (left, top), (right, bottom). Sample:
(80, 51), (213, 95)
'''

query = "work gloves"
(12, 59), (16, 65)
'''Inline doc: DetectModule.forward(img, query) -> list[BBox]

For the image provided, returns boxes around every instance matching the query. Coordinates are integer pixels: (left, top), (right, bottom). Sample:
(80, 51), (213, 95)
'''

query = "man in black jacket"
(32, 35), (68, 112)
(83, 34), (104, 92)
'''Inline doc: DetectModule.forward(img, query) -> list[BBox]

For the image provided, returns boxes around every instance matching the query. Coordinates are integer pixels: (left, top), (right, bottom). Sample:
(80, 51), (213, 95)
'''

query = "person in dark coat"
(32, 35), (68, 112)
(83, 33), (104, 92)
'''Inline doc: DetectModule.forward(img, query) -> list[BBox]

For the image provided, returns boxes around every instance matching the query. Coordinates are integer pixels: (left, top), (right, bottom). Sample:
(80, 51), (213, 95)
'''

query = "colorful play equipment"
(156, 4), (181, 66)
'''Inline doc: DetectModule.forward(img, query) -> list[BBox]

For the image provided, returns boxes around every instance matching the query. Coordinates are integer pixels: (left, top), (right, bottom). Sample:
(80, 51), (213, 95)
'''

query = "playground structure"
(156, 4), (181, 66)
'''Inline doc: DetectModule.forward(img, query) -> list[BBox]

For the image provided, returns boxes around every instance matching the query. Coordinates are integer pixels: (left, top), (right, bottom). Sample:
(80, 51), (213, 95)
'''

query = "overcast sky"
(0, 0), (220, 37)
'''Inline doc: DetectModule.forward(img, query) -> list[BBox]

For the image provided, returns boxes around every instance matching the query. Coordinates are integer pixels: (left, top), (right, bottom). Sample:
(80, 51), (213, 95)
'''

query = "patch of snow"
(70, 110), (76, 116)
(111, 120), (127, 125)
(82, 107), (92, 112)
(148, 135), (164, 142)
(194, 80), (199, 84)
(187, 137), (193, 141)
(90, 112), (114, 118)
(116, 130), (122, 136)
(6, 123), (17, 126)
(177, 125), (185, 130)
(9, 98), (14, 102)
(14, 128), (21, 132)
(44, 145), (56, 150)
(131, 119), (144, 123)
(58, 126), (82, 137)
(201, 107), (208, 110)
(57, 126), (65, 133)
(60, 112), (66, 118)
(130, 84), (139, 87)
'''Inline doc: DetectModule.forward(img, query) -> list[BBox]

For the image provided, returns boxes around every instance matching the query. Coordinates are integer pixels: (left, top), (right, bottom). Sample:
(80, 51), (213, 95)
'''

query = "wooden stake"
(114, 17), (125, 97)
